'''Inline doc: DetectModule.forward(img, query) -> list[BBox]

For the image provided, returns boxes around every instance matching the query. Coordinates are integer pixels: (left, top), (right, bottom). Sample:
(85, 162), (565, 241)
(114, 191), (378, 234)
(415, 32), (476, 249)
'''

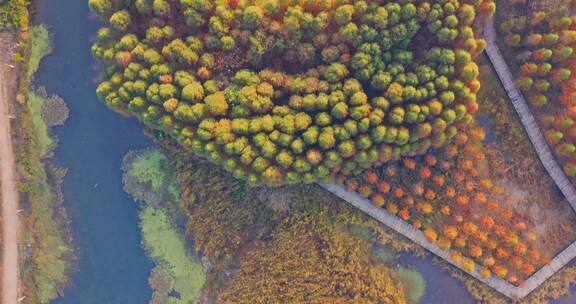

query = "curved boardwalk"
(319, 16), (576, 301)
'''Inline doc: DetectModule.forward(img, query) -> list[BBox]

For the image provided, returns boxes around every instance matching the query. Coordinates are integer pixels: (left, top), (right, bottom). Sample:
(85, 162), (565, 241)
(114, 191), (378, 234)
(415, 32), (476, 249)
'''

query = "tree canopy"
(91, 0), (487, 185)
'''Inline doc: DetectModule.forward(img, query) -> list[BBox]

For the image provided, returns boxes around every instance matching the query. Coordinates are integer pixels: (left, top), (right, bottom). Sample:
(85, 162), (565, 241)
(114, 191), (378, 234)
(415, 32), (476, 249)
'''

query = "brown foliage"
(218, 205), (407, 304)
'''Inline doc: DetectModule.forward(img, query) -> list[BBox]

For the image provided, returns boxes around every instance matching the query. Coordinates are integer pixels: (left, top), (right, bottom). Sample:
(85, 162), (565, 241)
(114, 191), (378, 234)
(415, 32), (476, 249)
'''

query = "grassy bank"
(27, 24), (50, 81)
(14, 22), (72, 304)
(26, 87), (52, 156)
(122, 149), (206, 304)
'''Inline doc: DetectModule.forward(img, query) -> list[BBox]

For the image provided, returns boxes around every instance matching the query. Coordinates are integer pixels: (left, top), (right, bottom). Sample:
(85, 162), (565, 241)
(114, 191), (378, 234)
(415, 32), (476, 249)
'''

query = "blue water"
(34, 1), (154, 303)
(398, 254), (475, 304)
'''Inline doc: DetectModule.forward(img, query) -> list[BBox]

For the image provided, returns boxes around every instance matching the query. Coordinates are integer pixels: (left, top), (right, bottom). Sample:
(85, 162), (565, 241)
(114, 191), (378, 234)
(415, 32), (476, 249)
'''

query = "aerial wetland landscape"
(7, 0), (576, 303)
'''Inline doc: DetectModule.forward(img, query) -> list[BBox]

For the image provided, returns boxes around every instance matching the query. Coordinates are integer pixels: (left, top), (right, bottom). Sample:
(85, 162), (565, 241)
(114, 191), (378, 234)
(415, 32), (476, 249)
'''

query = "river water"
(31, 1), (576, 304)
(34, 0), (154, 303)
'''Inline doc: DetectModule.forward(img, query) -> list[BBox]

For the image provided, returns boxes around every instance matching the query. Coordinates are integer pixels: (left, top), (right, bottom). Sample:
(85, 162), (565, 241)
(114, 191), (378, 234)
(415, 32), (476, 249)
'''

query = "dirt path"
(0, 65), (20, 303)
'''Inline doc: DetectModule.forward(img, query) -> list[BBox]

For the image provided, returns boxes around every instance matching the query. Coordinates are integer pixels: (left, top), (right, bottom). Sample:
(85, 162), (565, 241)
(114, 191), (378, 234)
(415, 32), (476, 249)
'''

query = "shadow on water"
(34, 1), (153, 303)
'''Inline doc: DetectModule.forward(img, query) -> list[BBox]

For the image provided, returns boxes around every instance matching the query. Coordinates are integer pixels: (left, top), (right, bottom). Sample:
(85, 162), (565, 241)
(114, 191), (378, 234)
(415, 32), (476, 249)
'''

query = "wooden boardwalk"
(319, 183), (524, 299)
(317, 16), (576, 301)
(484, 17), (576, 210)
(321, 180), (576, 299)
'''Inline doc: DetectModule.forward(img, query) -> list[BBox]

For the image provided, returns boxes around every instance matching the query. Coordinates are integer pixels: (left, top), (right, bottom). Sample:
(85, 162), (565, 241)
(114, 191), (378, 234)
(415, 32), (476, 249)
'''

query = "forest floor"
(0, 32), (21, 304)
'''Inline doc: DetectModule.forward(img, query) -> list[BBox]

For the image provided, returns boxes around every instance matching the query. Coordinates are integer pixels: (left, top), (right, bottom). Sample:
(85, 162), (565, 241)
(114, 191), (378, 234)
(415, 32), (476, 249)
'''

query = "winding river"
(31, 1), (576, 303)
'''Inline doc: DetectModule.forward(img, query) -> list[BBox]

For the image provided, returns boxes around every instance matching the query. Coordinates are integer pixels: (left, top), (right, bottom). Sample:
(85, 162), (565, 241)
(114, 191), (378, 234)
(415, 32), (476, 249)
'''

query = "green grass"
(27, 90), (52, 157)
(29, 173), (69, 303)
(140, 207), (206, 304)
(129, 150), (170, 192)
(28, 25), (52, 81)
(396, 267), (426, 304)
(25, 25), (54, 157)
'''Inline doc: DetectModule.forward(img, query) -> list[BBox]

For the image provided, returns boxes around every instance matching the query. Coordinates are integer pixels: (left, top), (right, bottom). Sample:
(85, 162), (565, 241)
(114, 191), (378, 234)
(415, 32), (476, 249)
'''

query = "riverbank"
(11, 16), (73, 303)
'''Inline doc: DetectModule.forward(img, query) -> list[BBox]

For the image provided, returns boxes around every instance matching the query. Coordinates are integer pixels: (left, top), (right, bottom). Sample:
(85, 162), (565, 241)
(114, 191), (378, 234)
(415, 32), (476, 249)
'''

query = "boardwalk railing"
(317, 16), (576, 300)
